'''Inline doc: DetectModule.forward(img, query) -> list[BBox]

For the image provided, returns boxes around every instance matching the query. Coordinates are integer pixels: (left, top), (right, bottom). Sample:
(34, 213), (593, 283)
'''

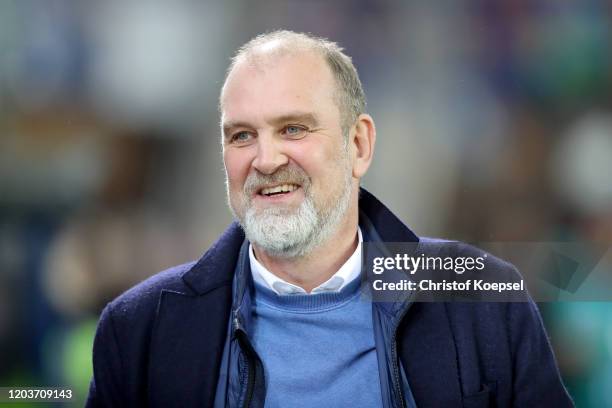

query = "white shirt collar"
(249, 228), (363, 295)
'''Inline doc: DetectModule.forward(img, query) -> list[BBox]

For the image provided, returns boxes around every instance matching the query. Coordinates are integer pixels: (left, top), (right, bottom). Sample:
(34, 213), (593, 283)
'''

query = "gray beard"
(231, 168), (353, 259)
(226, 159), (352, 258)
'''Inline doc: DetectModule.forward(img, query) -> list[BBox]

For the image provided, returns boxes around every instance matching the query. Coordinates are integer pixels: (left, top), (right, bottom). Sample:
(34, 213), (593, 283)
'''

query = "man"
(87, 31), (573, 407)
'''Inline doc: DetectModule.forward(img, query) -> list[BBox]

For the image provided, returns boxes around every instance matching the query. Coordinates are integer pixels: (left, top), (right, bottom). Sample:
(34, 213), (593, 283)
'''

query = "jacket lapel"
(147, 223), (244, 407)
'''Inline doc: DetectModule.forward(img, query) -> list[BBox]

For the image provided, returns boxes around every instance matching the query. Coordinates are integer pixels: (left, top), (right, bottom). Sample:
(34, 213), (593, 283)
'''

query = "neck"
(252, 205), (359, 293)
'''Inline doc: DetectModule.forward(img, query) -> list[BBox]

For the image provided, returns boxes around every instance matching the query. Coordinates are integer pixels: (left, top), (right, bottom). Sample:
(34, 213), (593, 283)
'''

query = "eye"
(282, 125), (307, 138)
(230, 131), (253, 144)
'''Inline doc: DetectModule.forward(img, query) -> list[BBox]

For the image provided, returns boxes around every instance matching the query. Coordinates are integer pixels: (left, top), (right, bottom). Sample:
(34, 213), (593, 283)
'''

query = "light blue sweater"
(251, 278), (383, 407)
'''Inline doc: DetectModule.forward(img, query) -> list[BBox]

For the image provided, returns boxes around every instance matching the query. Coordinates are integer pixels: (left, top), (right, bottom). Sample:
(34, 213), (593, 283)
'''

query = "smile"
(259, 183), (300, 197)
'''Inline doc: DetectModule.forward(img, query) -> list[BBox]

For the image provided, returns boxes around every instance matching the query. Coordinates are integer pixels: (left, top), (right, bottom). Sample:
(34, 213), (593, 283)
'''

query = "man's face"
(221, 51), (354, 257)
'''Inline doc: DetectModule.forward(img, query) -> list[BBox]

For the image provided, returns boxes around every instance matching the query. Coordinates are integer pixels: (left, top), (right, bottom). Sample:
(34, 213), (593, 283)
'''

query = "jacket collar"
(358, 188), (419, 243)
(181, 222), (245, 295)
(358, 189), (419, 320)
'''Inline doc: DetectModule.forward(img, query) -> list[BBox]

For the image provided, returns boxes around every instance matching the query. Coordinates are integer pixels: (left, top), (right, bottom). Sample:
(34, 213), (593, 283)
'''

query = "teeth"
(261, 184), (298, 196)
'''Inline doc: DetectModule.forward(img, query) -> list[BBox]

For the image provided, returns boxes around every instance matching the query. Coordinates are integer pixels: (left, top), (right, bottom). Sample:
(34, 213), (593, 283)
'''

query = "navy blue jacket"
(86, 189), (573, 407)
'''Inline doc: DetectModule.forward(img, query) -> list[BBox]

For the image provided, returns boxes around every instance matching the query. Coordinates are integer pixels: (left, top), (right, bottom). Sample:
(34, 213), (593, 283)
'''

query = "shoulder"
(417, 238), (545, 346)
(415, 237), (529, 328)
(103, 261), (198, 324)
(97, 222), (244, 330)
(94, 262), (200, 372)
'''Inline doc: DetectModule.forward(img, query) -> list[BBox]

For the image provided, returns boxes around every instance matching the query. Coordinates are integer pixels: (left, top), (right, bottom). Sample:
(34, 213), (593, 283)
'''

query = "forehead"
(220, 51), (339, 123)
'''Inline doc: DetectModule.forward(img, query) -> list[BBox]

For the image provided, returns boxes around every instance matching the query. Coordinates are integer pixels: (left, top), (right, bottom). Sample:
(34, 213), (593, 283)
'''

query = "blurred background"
(1, 0), (611, 406)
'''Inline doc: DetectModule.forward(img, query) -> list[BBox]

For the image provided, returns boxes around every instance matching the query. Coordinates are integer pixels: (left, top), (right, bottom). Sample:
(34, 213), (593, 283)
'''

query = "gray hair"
(221, 30), (366, 137)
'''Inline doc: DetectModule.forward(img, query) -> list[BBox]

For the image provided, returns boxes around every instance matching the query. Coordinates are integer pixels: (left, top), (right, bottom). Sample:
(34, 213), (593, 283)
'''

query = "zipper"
(234, 317), (256, 408)
(240, 336), (256, 408)
(389, 305), (411, 408)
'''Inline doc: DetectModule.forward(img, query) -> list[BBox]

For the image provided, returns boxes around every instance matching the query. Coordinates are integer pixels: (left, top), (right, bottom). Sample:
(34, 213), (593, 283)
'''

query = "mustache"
(244, 166), (310, 195)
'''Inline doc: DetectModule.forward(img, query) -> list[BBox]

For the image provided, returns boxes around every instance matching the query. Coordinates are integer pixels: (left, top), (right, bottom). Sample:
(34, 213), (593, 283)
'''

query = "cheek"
(223, 150), (251, 189)
(288, 143), (345, 194)
(287, 140), (332, 175)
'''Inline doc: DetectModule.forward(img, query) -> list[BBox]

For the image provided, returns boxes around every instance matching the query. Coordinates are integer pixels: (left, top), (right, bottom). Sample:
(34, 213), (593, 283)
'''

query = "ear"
(350, 113), (376, 178)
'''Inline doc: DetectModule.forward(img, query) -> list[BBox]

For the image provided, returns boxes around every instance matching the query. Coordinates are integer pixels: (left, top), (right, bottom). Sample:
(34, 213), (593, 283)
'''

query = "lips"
(259, 183), (300, 196)
(243, 166), (309, 201)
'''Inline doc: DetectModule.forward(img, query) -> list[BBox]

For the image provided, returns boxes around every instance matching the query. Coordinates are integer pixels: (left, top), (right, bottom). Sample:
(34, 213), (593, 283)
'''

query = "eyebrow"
(267, 112), (319, 127)
(222, 112), (320, 139)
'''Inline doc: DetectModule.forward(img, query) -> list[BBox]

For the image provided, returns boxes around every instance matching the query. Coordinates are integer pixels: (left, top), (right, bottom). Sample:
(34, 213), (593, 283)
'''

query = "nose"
(252, 135), (289, 175)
